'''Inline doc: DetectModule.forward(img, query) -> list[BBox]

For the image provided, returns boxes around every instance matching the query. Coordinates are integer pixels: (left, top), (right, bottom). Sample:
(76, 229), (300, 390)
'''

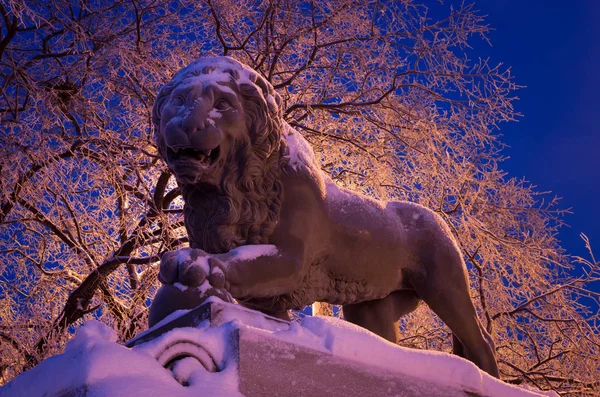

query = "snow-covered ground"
(1, 298), (555, 397)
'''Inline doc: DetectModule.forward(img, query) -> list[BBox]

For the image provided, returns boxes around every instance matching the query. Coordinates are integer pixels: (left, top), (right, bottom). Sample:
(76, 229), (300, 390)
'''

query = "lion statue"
(149, 56), (499, 377)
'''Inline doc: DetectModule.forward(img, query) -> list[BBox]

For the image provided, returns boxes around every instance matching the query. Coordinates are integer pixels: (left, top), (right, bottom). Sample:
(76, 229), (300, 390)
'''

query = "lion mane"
(152, 57), (290, 254)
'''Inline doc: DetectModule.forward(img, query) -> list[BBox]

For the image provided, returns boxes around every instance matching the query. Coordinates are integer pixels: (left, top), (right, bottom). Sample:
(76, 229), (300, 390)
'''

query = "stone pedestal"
(2, 299), (552, 397)
(126, 299), (549, 397)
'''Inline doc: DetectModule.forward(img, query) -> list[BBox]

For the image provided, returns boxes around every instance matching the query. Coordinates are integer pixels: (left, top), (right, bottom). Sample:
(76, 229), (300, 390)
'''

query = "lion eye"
(214, 99), (232, 111)
(171, 96), (185, 107)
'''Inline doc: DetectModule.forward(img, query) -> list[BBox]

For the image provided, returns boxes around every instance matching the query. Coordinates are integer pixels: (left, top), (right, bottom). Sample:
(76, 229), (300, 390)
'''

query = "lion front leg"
(157, 245), (303, 300)
(212, 244), (304, 299)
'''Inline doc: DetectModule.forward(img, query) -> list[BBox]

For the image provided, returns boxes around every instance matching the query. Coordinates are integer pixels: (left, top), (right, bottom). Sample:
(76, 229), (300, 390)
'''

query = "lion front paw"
(158, 248), (230, 289)
(156, 248), (236, 311)
(158, 248), (211, 288)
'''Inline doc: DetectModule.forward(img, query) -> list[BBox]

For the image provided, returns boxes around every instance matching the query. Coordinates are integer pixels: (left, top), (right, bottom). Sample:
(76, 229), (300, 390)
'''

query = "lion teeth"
(205, 149), (212, 157)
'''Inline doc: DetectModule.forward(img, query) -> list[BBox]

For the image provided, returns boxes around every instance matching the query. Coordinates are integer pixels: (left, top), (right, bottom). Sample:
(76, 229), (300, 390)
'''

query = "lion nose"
(191, 127), (222, 150)
(176, 111), (223, 150)
(181, 112), (206, 136)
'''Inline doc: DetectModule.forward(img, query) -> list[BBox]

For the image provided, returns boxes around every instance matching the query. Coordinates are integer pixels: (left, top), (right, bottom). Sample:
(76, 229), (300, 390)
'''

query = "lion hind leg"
(452, 333), (465, 357)
(342, 290), (419, 344)
(421, 289), (498, 377)
(412, 256), (499, 377)
(452, 324), (496, 366)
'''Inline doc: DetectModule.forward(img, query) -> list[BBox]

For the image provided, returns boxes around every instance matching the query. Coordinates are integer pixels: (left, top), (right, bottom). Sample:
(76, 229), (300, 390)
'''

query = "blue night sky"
(466, 0), (600, 260)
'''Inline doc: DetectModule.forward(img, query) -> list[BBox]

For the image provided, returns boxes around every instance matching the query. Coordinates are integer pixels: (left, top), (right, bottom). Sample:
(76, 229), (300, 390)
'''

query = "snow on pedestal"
(1, 298), (555, 397)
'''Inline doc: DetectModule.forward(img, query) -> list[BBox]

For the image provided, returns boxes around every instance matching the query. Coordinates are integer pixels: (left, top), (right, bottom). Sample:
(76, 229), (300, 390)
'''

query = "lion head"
(153, 56), (289, 254)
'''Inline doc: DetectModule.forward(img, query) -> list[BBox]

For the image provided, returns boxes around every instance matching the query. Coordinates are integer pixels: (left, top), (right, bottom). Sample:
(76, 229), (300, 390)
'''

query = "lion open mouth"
(167, 146), (220, 167)
(167, 146), (221, 169)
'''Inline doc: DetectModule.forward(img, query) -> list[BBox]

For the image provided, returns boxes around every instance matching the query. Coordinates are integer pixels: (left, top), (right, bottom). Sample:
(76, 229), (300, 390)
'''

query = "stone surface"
(236, 328), (467, 397)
